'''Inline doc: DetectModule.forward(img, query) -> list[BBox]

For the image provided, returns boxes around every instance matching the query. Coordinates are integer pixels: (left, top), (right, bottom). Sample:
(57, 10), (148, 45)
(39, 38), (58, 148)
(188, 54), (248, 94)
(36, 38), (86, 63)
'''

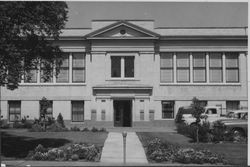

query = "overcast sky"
(65, 2), (248, 28)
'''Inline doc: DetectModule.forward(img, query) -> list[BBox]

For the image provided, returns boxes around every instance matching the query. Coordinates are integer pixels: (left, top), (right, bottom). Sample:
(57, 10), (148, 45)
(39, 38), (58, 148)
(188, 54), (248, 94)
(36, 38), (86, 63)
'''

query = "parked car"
(218, 112), (248, 137)
(180, 106), (227, 126)
(226, 110), (248, 119)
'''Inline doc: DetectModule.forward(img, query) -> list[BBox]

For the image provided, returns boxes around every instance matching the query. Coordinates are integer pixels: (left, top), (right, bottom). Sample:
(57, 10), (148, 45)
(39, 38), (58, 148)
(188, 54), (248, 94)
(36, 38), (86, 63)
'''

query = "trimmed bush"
(99, 128), (107, 132)
(56, 113), (65, 128)
(70, 126), (80, 131)
(175, 107), (194, 123)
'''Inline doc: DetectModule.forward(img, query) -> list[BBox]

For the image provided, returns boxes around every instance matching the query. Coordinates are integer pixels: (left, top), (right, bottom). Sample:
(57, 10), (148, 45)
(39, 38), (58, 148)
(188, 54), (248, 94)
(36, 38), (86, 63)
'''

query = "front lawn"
(1, 129), (108, 159)
(137, 132), (247, 166)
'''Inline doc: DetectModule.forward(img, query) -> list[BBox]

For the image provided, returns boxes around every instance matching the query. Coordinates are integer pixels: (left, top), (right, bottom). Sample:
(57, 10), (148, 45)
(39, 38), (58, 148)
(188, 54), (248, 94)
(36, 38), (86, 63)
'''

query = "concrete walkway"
(100, 132), (148, 164)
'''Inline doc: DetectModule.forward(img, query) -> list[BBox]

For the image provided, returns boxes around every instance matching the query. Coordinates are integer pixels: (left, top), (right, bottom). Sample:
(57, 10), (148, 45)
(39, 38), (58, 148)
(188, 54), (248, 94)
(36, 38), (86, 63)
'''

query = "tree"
(39, 97), (52, 130)
(190, 97), (205, 143)
(0, 2), (68, 90)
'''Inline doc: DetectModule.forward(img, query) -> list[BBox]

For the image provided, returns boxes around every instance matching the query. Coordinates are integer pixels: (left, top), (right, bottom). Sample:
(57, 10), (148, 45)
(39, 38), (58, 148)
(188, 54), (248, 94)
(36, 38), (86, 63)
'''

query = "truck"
(181, 106), (227, 126)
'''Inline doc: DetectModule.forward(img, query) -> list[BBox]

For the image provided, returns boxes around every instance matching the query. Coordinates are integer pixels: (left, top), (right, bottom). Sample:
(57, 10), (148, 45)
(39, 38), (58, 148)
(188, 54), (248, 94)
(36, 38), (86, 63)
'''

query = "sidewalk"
(100, 132), (148, 164)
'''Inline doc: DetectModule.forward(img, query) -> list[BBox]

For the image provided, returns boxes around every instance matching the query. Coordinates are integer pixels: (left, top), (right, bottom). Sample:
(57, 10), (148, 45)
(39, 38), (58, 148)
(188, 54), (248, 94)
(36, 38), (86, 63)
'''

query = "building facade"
(1, 20), (248, 128)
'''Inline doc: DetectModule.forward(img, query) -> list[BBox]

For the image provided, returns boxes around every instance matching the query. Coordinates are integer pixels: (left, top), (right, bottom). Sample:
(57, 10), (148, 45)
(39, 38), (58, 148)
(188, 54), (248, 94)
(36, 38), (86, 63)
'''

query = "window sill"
(20, 83), (87, 86)
(106, 78), (139, 81)
(160, 83), (241, 86)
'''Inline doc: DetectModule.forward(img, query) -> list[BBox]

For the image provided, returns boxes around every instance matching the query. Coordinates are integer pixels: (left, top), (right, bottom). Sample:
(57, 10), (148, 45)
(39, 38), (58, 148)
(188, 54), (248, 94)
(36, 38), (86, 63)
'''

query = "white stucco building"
(1, 20), (248, 128)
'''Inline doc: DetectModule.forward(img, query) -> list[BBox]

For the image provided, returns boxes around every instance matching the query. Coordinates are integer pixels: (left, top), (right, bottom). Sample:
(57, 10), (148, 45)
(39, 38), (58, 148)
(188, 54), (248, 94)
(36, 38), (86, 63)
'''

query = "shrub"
(99, 128), (107, 132)
(29, 124), (45, 132)
(91, 127), (98, 132)
(56, 113), (65, 128)
(173, 148), (226, 164)
(27, 143), (101, 162)
(71, 126), (80, 131)
(177, 122), (211, 142)
(47, 122), (68, 132)
(13, 120), (24, 129)
(71, 154), (79, 161)
(82, 127), (90, 132)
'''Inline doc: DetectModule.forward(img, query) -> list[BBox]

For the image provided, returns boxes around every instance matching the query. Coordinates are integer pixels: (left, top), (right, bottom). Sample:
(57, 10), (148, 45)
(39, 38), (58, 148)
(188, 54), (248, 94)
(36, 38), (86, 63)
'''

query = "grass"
(137, 132), (247, 166)
(1, 129), (108, 159)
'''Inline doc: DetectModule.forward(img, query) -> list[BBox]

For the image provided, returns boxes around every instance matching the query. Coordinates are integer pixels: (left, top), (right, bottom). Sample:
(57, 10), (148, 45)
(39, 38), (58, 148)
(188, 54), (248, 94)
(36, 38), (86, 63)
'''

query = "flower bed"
(27, 143), (102, 161)
(144, 138), (227, 164)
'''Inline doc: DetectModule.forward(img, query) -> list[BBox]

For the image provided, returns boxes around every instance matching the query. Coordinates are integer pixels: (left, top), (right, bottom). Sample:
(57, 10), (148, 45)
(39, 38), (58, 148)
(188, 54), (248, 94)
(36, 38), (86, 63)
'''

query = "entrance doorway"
(113, 100), (132, 127)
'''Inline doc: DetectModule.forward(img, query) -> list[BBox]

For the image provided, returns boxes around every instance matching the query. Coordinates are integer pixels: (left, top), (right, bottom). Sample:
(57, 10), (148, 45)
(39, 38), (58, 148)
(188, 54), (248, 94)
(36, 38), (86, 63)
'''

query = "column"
(206, 53), (209, 83)
(69, 53), (73, 83)
(190, 52), (193, 83)
(222, 52), (226, 83)
(173, 53), (177, 83)
(121, 57), (125, 78)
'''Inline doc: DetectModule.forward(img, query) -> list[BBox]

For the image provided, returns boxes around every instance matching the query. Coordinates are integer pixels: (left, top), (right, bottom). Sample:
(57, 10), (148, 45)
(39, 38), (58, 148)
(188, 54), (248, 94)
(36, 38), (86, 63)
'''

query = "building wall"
(0, 28), (247, 128)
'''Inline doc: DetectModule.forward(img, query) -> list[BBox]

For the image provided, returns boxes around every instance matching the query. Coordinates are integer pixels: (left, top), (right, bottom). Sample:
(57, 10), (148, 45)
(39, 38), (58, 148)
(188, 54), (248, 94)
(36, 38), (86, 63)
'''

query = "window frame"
(192, 52), (206, 83)
(72, 53), (86, 83)
(71, 101), (84, 122)
(225, 52), (239, 83)
(209, 52), (223, 83)
(56, 53), (69, 83)
(176, 53), (190, 83)
(160, 52), (174, 83)
(8, 101), (21, 122)
(110, 55), (135, 79)
(161, 101), (175, 119)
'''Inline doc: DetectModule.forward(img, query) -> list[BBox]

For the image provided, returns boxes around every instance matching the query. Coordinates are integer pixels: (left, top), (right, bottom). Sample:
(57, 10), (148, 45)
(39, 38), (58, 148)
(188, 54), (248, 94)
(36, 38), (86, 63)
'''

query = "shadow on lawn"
(1, 132), (70, 158)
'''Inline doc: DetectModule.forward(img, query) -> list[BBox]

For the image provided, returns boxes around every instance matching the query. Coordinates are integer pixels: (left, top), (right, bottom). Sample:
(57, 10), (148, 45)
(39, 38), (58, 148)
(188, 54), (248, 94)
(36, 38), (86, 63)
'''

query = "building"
(0, 19), (248, 128)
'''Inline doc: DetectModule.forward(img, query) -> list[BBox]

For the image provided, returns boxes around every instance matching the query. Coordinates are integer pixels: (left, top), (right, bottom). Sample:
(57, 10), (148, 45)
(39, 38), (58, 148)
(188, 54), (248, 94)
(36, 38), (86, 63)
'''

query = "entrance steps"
(100, 132), (148, 164)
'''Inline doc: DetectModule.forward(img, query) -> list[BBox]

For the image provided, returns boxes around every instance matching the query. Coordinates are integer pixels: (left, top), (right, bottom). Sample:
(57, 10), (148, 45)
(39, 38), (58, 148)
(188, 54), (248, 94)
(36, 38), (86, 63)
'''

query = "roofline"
(91, 19), (155, 22)
(156, 26), (248, 29)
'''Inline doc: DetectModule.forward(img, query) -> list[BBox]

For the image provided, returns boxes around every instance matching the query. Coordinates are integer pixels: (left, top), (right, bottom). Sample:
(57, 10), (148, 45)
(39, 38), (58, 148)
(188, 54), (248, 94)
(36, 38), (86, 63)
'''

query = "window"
(91, 110), (97, 121)
(101, 110), (106, 121)
(57, 54), (69, 83)
(111, 56), (134, 78)
(9, 101), (21, 122)
(193, 53), (206, 82)
(176, 53), (190, 82)
(160, 53), (173, 83)
(199, 101), (207, 108)
(24, 68), (37, 83)
(72, 101), (84, 122)
(209, 53), (222, 82)
(226, 101), (239, 112)
(226, 53), (239, 82)
(40, 61), (53, 83)
(140, 110), (144, 121)
(72, 53), (85, 82)
(39, 101), (53, 118)
(162, 101), (175, 119)
(149, 110), (155, 121)
(124, 57), (134, 77)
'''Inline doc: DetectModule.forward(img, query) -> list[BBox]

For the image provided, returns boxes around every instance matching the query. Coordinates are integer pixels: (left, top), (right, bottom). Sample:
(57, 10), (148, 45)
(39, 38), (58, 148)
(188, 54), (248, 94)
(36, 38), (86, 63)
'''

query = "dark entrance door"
(113, 100), (132, 127)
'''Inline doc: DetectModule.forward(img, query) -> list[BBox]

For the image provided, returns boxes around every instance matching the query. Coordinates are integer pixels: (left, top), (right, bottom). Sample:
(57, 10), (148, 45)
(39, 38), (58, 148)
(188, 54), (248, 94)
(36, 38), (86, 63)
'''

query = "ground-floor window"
(226, 101), (239, 112)
(8, 101), (21, 122)
(162, 101), (175, 119)
(72, 101), (84, 122)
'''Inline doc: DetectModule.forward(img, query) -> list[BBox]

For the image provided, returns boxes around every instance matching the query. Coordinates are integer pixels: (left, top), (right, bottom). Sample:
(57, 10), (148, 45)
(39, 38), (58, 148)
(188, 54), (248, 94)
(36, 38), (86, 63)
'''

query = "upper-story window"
(160, 53), (173, 83)
(111, 56), (134, 78)
(226, 52), (239, 83)
(72, 53), (85, 83)
(24, 67), (37, 83)
(56, 53), (69, 83)
(40, 61), (53, 83)
(193, 52), (206, 82)
(209, 53), (222, 83)
(176, 53), (190, 82)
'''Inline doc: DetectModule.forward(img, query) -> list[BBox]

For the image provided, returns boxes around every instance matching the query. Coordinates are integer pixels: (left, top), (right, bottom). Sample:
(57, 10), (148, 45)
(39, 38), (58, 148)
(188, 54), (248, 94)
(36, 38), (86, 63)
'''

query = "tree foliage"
(0, 2), (68, 90)
(191, 97), (205, 143)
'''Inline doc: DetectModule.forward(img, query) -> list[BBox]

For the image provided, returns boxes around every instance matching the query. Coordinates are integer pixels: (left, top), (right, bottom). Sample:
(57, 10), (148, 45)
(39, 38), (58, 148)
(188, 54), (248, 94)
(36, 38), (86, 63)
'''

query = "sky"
(65, 2), (248, 28)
